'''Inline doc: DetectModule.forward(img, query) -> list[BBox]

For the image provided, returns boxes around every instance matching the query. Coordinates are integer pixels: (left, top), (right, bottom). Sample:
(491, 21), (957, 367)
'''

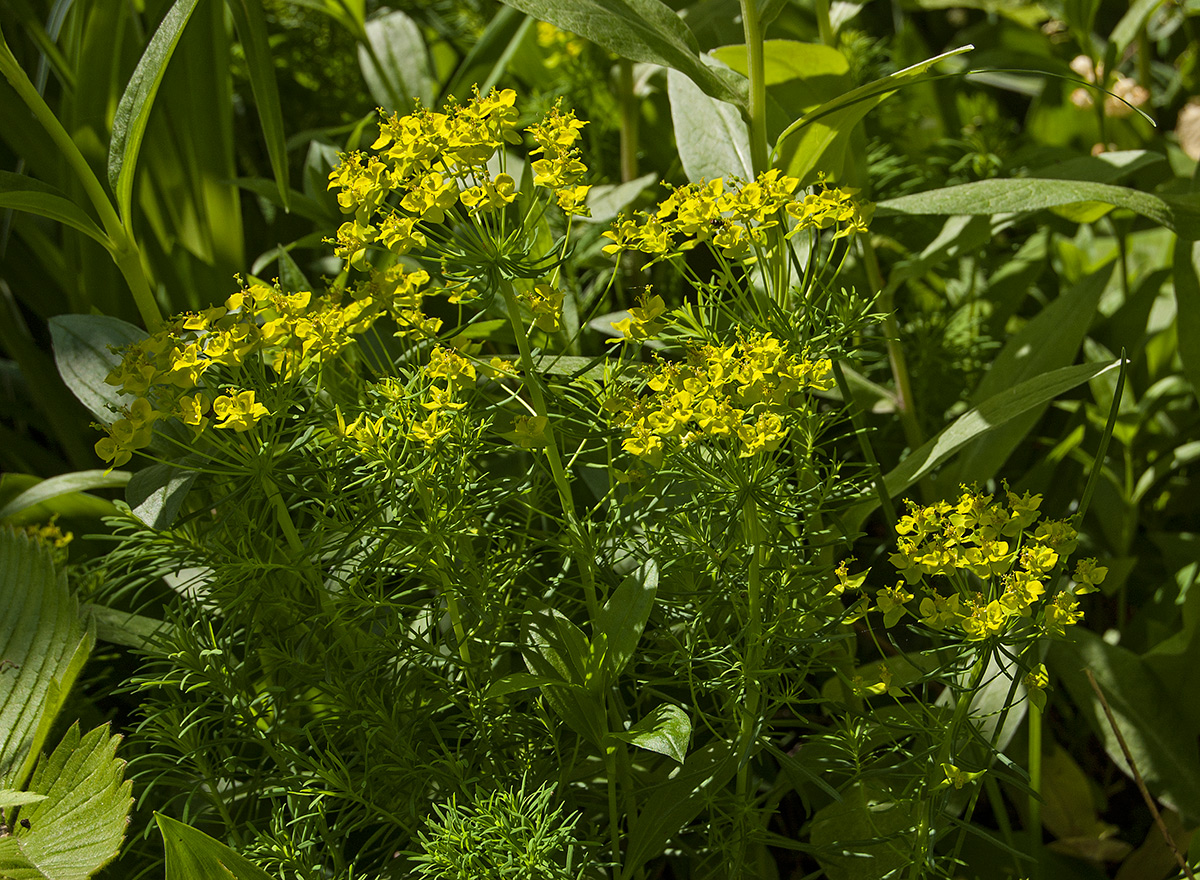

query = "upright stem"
(739, 0), (769, 175)
(814, 0), (835, 46)
(618, 59), (638, 183)
(863, 235), (923, 455)
(501, 282), (599, 618)
(1028, 698), (1044, 879)
(735, 496), (766, 865)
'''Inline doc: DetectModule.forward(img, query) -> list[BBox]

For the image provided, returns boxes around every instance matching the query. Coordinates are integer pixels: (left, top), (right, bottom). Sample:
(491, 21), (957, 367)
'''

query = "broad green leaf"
(0, 473), (121, 526)
(876, 178), (1200, 239)
(0, 173), (108, 246)
(358, 9), (434, 113)
(1034, 150), (1165, 185)
(158, 813), (276, 880)
(593, 559), (658, 682)
(943, 264), (1112, 488)
(667, 64), (752, 183)
(235, 178), (334, 224)
(443, 6), (531, 102)
(607, 703), (690, 763)
(126, 459), (199, 529)
(0, 530), (93, 790)
(226, 0), (290, 211)
(772, 46), (972, 183)
(49, 315), (146, 423)
(809, 785), (917, 880)
(622, 741), (737, 880)
(0, 791), (46, 809)
(0, 471), (131, 520)
(483, 672), (564, 699)
(496, 0), (745, 110)
(1050, 628), (1200, 828)
(1175, 165), (1200, 393)
(0, 724), (131, 880)
(522, 605), (607, 746)
(82, 604), (168, 650)
(842, 361), (1120, 533)
(1109, 0), (1167, 58)
(107, 0), (202, 223)
(712, 39), (849, 87)
(583, 172), (657, 225)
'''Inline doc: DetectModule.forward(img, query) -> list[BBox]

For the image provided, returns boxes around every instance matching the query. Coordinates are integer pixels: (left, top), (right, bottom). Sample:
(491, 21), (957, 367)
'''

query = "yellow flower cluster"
(24, 517), (73, 550)
(606, 332), (834, 466)
(840, 487), (1106, 642)
(96, 276), (428, 467)
(518, 283), (565, 333)
(408, 347), (476, 446)
(536, 22), (586, 69)
(327, 89), (591, 270)
(602, 172), (873, 262)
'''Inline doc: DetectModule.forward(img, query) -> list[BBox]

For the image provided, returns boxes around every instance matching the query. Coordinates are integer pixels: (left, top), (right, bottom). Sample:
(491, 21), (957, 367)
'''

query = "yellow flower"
(1072, 558), (1108, 594)
(875, 583), (915, 628)
(212, 390), (269, 433)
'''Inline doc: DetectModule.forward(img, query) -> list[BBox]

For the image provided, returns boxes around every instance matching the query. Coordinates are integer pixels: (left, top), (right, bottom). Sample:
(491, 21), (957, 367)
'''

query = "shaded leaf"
(608, 703), (690, 763)
(107, 0), (202, 222)
(497, 0), (745, 110)
(126, 459), (199, 529)
(49, 315), (146, 423)
(0, 530), (93, 790)
(158, 813), (276, 880)
(0, 173), (108, 246)
(358, 9), (433, 113)
(82, 605), (168, 650)
(592, 559), (657, 682)
(0, 471), (131, 520)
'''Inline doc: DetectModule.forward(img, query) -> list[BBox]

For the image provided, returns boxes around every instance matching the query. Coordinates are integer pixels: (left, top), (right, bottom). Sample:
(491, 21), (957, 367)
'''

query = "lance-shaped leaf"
(158, 814), (276, 880)
(0, 723), (132, 880)
(607, 703), (690, 764)
(0, 530), (94, 790)
(107, 0), (202, 222)
(876, 177), (1200, 239)
(50, 315), (147, 423)
(0, 471), (131, 521)
(668, 64), (752, 183)
(592, 559), (658, 683)
(126, 458), (200, 530)
(0, 173), (108, 246)
(497, 0), (745, 110)
(225, 0), (289, 211)
(358, 9), (434, 112)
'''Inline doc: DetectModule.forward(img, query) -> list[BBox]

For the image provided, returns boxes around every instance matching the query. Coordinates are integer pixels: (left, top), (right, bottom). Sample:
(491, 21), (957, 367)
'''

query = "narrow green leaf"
(0, 724), (131, 880)
(667, 64), (752, 182)
(877, 178), (1200, 239)
(49, 315), (146, 423)
(234, 177), (335, 224)
(496, 0), (745, 110)
(442, 5), (531, 102)
(842, 361), (1120, 532)
(608, 703), (690, 763)
(81, 604), (168, 649)
(593, 559), (658, 681)
(107, 0), (202, 223)
(1109, 0), (1166, 57)
(944, 264), (1112, 488)
(0, 172), (109, 246)
(226, 0), (290, 211)
(0, 530), (93, 790)
(0, 471), (131, 520)
(158, 813), (277, 880)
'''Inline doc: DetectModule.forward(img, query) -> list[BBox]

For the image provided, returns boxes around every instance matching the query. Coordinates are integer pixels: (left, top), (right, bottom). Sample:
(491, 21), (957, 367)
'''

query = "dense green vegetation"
(2, 0), (1200, 878)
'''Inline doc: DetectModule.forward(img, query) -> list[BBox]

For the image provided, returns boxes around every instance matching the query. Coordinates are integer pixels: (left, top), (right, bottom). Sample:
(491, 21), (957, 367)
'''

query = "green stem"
(735, 496), (765, 866)
(738, 0), (769, 175)
(501, 282), (599, 618)
(1028, 696), (1044, 879)
(0, 31), (164, 329)
(618, 59), (638, 183)
(814, 0), (835, 46)
(605, 746), (622, 876)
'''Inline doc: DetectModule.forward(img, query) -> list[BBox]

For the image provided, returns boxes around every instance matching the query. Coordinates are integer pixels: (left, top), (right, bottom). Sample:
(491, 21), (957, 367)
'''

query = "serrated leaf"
(49, 315), (146, 423)
(0, 173), (108, 246)
(226, 0), (289, 211)
(608, 703), (690, 763)
(876, 178), (1200, 239)
(107, 0), (202, 222)
(0, 471), (131, 521)
(592, 560), (657, 681)
(0, 530), (94, 790)
(497, 0), (745, 110)
(0, 724), (132, 880)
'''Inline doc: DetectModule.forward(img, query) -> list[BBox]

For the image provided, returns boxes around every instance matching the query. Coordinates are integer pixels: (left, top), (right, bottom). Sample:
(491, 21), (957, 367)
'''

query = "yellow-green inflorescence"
(602, 171), (872, 263)
(605, 331), (835, 467)
(838, 487), (1107, 642)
